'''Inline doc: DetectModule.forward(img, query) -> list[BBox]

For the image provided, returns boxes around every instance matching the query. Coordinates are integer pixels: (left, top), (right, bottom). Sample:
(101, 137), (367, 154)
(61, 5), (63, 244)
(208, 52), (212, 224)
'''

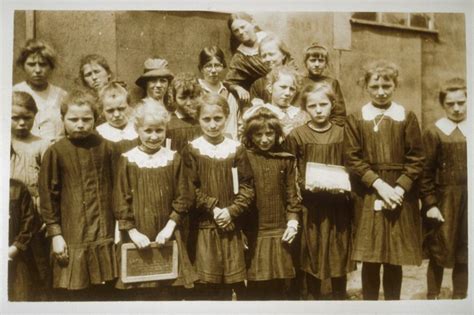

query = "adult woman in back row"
(225, 13), (268, 111)
(14, 38), (67, 143)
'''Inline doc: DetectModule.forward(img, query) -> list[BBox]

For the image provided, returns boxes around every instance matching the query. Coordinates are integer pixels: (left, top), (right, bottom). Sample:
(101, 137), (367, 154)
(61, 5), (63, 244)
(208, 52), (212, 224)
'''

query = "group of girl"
(9, 12), (468, 302)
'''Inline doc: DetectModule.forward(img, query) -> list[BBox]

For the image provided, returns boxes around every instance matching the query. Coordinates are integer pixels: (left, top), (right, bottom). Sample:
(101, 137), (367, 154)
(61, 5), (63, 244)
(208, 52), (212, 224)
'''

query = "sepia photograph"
(1, 0), (472, 313)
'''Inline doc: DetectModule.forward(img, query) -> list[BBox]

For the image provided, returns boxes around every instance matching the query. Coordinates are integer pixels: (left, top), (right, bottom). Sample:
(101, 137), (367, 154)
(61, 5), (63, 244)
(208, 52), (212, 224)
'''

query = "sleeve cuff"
(204, 197), (219, 214)
(12, 241), (27, 252)
(169, 211), (182, 226)
(227, 205), (240, 219)
(46, 224), (62, 237)
(361, 170), (379, 188)
(422, 195), (438, 210)
(118, 219), (136, 231)
(286, 212), (299, 222)
(396, 174), (413, 192)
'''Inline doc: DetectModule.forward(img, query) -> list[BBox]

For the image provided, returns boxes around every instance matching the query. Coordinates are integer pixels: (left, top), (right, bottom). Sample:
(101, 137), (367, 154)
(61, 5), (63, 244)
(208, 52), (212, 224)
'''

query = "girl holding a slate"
(113, 102), (198, 300)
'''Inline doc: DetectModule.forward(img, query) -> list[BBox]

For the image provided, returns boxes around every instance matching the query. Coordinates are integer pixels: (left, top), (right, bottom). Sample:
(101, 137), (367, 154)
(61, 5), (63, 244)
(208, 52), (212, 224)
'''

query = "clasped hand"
(213, 207), (234, 231)
(373, 179), (405, 210)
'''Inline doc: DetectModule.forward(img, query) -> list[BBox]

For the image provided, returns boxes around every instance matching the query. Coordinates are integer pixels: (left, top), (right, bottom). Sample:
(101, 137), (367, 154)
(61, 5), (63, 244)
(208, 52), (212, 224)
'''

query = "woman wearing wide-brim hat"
(136, 58), (174, 111)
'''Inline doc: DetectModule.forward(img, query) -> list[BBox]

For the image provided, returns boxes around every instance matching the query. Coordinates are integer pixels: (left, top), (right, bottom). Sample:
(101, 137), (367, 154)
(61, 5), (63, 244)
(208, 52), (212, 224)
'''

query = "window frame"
(350, 12), (438, 34)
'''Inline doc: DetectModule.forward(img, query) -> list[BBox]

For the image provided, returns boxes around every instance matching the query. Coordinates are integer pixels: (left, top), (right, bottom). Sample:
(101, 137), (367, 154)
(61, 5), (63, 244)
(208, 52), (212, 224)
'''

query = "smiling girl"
(114, 102), (197, 299)
(181, 93), (254, 300)
(344, 61), (424, 300)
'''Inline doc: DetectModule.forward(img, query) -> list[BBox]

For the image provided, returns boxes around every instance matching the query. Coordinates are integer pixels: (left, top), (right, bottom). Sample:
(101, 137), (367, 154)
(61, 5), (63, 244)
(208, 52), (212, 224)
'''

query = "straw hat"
(135, 58), (174, 89)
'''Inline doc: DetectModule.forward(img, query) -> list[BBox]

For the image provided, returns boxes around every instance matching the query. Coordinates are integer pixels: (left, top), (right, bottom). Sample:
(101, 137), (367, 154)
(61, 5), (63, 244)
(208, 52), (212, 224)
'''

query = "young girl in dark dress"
(166, 72), (202, 152)
(9, 178), (43, 301)
(39, 89), (118, 300)
(114, 102), (198, 300)
(421, 78), (468, 299)
(344, 61), (424, 300)
(285, 82), (354, 300)
(181, 93), (254, 300)
(297, 43), (346, 126)
(242, 107), (303, 300)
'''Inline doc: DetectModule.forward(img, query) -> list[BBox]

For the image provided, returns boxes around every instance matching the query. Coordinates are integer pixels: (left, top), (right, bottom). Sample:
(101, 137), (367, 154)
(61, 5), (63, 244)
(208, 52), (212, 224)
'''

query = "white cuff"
(287, 219), (299, 231)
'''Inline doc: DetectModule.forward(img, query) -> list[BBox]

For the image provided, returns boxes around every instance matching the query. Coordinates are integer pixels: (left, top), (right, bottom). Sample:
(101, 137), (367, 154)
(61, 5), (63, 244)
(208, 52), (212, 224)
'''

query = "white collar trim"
(236, 31), (267, 56)
(362, 102), (406, 122)
(190, 136), (240, 159)
(198, 79), (227, 95)
(123, 146), (176, 168)
(281, 105), (300, 119)
(435, 117), (467, 137)
(96, 121), (137, 142)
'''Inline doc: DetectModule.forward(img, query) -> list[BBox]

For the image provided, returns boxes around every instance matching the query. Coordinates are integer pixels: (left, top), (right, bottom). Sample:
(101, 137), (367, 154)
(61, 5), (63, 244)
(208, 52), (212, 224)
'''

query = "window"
(351, 12), (437, 34)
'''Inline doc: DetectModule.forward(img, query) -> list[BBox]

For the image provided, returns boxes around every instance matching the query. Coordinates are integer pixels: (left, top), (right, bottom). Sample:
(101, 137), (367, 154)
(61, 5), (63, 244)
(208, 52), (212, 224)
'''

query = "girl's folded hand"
(128, 228), (151, 249)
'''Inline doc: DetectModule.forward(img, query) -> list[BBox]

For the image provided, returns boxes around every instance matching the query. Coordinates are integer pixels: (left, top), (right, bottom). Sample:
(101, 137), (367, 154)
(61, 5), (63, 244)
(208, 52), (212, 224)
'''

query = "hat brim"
(135, 70), (174, 88)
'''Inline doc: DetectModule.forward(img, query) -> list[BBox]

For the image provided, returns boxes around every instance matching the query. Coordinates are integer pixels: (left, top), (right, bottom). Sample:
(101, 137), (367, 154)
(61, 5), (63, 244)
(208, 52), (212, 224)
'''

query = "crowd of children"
(7, 13), (468, 302)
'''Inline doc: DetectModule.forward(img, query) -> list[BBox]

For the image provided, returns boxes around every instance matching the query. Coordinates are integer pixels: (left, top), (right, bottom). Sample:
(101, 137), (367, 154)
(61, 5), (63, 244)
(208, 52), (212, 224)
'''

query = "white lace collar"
(123, 146), (176, 168)
(237, 31), (267, 56)
(190, 136), (240, 159)
(435, 117), (467, 137)
(361, 102), (406, 122)
(198, 79), (227, 95)
(96, 121), (138, 142)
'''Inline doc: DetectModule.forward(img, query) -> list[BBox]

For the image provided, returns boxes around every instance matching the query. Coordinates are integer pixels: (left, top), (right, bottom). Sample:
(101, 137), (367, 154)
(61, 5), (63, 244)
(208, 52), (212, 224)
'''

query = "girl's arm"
(344, 114), (380, 187)
(12, 183), (39, 253)
(38, 146), (62, 237)
(396, 111), (425, 193)
(285, 157), (303, 222)
(226, 147), (255, 220)
(420, 126), (440, 213)
(181, 145), (218, 214)
(114, 154), (150, 248)
(170, 153), (193, 225)
(330, 79), (347, 126)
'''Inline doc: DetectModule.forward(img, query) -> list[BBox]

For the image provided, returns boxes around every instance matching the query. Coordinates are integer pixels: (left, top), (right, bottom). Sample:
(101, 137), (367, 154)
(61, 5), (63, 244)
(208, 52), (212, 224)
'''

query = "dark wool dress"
(182, 137), (254, 284)
(225, 51), (268, 93)
(39, 133), (118, 290)
(114, 146), (198, 289)
(166, 113), (202, 153)
(421, 120), (467, 268)
(245, 150), (303, 281)
(344, 103), (424, 266)
(296, 75), (346, 127)
(285, 124), (354, 279)
(9, 179), (42, 301)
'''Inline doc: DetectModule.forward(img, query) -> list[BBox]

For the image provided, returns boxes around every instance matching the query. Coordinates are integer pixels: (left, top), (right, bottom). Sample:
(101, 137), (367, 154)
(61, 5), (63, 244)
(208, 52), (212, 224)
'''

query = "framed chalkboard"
(121, 241), (178, 283)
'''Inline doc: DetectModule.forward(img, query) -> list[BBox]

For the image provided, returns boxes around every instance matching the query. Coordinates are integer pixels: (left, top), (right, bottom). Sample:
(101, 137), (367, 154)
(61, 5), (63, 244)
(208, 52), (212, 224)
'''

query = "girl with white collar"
(421, 78), (468, 299)
(344, 60), (424, 300)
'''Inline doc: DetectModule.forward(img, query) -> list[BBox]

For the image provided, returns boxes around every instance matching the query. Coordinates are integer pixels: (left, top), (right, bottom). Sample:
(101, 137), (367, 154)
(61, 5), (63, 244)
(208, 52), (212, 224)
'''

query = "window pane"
(410, 13), (431, 28)
(382, 13), (407, 26)
(352, 12), (377, 21)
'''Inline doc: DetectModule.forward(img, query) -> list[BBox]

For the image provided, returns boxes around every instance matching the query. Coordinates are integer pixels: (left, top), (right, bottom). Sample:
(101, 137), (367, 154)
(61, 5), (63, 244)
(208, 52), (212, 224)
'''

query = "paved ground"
(346, 260), (454, 300)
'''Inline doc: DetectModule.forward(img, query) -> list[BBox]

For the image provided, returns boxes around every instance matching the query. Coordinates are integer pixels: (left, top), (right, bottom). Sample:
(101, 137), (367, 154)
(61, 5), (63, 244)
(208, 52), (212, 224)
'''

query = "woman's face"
(231, 19), (257, 46)
(23, 54), (52, 90)
(260, 40), (285, 70)
(201, 57), (224, 85)
(146, 77), (169, 101)
(82, 62), (111, 91)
